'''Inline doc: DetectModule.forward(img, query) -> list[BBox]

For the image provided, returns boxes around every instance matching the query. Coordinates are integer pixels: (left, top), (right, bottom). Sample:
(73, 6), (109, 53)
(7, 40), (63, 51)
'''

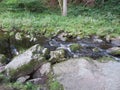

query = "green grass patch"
(0, 0), (120, 37)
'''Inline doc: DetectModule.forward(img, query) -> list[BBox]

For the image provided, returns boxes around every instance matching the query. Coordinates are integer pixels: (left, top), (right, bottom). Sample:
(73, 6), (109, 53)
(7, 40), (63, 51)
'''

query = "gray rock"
(57, 32), (68, 41)
(93, 38), (103, 43)
(29, 77), (48, 85)
(42, 48), (50, 58)
(53, 58), (120, 90)
(15, 32), (22, 40)
(107, 47), (120, 56)
(17, 76), (30, 83)
(33, 63), (51, 78)
(49, 49), (66, 63)
(5, 44), (45, 79)
(111, 37), (120, 46)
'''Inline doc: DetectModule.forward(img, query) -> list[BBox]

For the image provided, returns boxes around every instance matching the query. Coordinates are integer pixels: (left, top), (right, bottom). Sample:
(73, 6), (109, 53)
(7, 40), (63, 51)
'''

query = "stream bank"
(0, 30), (120, 90)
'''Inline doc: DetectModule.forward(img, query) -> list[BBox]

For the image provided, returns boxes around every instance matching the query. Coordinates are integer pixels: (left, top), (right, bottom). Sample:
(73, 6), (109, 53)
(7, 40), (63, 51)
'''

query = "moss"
(0, 73), (10, 83)
(0, 54), (7, 64)
(97, 56), (114, 63)
(69, 43), (81, 52)
(9, 57), (45, 80)
(111, 50), (120, 55)
(49, 49), (66, 63)
(49, 80), (64, 90)
(8, 81), (39, 90)
(47, 73), (64, 90)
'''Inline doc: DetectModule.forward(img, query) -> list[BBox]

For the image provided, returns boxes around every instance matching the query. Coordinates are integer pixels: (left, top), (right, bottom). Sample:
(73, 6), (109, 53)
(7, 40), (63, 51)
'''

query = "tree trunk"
(62, 0), (67, 16)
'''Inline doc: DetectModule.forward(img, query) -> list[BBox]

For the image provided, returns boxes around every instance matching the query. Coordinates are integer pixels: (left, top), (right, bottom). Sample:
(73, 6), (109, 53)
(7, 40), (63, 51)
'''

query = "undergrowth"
(0, 0), (120, 37)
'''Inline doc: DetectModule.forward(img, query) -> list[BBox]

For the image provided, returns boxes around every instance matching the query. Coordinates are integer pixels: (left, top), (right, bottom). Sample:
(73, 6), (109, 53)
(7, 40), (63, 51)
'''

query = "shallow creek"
(0, 31), (120, 61)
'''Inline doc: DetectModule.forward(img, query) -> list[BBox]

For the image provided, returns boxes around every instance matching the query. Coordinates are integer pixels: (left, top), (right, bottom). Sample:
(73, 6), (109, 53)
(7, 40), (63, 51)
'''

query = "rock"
(33, 63), (51, 78)
(29, 77), (48, 85)
(53, 58), (120, 90)
(42, 48), (50, 59)
(15, 32), (22, 40)
(69, 43), (81, 52)
(107, 47), (120, 56)
(0, 66), (5, 73)
(57, 32), (68, 41)
(0, 54), (7, 64)
(49, 49), (66, 63)
(92, 35), (103, 43)
(10, 45), (19, 56)
(17, 76), (30, 83)
(5, 44), (45, 79)
(93, 38), (103, 43)
(0, 85), (14, 90)
(111, 37), (120, 46)
(56, 30), (75, 42)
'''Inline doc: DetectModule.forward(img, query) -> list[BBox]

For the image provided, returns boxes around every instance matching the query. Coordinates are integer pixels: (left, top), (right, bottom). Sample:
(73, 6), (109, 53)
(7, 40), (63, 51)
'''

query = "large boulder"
(5, 44), (46, 79)
(53, 58), (120, 90)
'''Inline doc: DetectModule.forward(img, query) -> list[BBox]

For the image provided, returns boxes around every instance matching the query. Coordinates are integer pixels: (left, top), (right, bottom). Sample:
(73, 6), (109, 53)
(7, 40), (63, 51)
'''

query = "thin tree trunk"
(62, 0), (67, 16)
(58, 0), (63, 12)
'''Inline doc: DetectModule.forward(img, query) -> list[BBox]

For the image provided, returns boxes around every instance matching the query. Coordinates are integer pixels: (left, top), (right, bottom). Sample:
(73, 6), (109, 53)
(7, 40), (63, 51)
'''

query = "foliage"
(49, 80), (64, 90)
(8, 82), (38, 90)
(0, 74), (10, 83)
(0, 0), (120, 37)
(0, 73), (38, 90)
(0, 0), (46, 12)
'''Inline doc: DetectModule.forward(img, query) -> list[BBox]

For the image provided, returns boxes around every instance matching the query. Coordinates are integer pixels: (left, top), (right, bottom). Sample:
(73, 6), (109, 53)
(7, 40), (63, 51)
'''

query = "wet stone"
(111, 37), (120, 46)
(107, 47), (120, 56)
(49, 49), (66, 63)
(17, 76), (30, 83)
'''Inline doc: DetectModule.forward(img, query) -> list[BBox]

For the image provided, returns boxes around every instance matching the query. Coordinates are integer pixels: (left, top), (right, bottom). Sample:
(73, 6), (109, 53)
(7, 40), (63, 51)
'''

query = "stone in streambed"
(111, 37), (120, 46)
(49, 49), (66, 63)
(107, 47), (120, 56)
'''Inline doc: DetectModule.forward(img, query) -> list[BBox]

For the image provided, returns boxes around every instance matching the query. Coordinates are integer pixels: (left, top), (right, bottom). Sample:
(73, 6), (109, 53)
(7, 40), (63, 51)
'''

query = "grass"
(0, 0), (120, 37)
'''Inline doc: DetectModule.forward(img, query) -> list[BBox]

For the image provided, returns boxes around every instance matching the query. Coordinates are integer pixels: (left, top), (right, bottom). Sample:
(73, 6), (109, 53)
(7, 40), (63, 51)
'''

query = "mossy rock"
(8, 57), (45, 80)
(0, 54), (7, 64)
(5, 44), (46, 80)
(97, 56), (114, 63)
(69, 43), (82, 52)
(110, 50), (120, 55)
(107, 47), (120, 56)
(49, 49), (66, 63)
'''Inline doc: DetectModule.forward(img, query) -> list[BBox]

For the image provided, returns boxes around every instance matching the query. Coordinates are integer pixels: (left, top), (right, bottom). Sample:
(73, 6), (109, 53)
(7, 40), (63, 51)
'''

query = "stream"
(0, 31), (120, 61)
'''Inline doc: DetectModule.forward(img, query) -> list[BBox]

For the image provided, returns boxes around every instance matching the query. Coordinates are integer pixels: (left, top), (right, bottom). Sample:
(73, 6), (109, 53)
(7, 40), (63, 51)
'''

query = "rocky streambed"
(0, 30), (120, 90)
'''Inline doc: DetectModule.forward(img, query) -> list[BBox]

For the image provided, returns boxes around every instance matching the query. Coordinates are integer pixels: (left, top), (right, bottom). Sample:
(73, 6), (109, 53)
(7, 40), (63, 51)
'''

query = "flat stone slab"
(53, 58), (120, 90)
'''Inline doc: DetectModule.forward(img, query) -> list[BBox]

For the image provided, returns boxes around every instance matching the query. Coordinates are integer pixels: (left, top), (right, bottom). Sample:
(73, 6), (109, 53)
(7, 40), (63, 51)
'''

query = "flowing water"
(0, 31), (120, 61)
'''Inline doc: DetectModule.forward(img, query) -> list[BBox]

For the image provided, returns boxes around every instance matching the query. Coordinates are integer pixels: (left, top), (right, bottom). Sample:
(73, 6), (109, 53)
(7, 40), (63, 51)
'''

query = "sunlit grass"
(0, 1), (120, 37)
